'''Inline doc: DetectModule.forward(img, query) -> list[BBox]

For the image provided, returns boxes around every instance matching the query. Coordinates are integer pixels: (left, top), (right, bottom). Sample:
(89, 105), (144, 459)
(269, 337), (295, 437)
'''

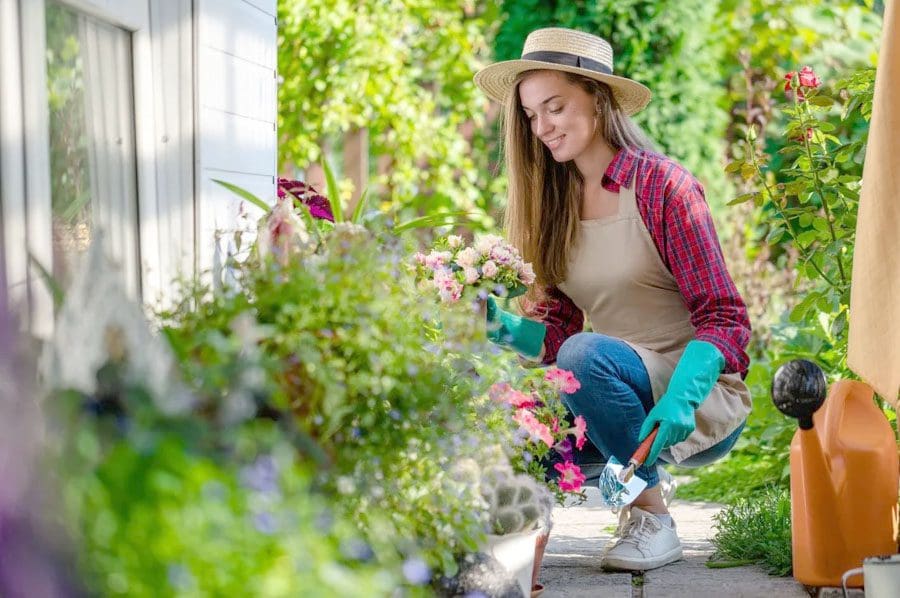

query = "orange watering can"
(772, 359), (899, 588)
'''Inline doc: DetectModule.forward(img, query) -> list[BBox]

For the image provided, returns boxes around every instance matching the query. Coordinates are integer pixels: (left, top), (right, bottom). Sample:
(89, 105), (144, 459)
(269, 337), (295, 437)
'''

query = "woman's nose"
(534, 115), (553, 137)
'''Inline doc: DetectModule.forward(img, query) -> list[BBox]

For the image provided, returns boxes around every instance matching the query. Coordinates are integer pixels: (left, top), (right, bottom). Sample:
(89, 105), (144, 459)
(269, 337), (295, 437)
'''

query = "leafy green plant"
(277, 0), (503, 226)
(708, 486), (793, 575)
(159, 207), (506, 574)
(58, 424), (401, 597)
(728, 66), (874, 375)
(682, 65), (877, 506)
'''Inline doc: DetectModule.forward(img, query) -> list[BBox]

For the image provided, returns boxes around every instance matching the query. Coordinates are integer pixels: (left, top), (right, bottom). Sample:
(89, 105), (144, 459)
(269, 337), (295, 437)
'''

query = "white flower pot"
(484, 527), (541, 597)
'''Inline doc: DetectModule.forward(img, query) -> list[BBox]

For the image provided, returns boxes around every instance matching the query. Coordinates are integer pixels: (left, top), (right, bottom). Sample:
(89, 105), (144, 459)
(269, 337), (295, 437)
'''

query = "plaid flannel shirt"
(540, 147), (751, 376)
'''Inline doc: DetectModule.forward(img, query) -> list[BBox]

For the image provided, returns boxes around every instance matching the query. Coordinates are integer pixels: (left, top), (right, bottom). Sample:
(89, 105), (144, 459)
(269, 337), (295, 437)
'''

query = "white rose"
(455, 247), (478, 268)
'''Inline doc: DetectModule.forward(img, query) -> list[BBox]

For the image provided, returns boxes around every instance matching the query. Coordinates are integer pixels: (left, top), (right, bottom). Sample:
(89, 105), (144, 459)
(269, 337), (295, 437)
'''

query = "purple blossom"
(554, 437), (575, 462)
(253, 511), (279, 535)
(340, 538), (375, 562)
(239, 455), (279, 495)
(277, 178), (334, 221)
(402, 557), (432, 585)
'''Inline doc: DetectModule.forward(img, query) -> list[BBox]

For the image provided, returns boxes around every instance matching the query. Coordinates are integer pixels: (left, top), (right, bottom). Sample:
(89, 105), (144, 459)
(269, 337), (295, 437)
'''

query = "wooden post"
(343, 127), (368, 217)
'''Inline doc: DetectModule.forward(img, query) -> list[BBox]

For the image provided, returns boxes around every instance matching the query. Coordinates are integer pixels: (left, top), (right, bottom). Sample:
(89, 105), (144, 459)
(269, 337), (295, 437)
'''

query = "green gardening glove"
(485, 296), (546, 360)
(638, 340), (725, 465)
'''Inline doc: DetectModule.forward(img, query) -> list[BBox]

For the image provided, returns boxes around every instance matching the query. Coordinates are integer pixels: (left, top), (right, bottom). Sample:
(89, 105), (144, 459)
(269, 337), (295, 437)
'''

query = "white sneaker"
(601, 507), (683, 571)
(657, 465), (677, 508)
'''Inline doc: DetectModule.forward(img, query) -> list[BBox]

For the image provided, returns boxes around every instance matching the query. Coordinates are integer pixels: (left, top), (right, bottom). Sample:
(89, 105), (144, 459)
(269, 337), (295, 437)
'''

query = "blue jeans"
(555, 332), (745, 489)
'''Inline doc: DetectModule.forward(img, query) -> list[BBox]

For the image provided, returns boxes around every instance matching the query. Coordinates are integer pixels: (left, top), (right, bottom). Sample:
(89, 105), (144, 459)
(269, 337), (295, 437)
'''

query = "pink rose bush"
(412, 234), (536, 304)
(488, 367), (588, 502)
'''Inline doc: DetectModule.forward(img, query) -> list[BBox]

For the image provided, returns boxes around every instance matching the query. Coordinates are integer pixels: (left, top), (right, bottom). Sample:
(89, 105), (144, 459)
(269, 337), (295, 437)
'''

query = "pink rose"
(481, 260), (499, 279)
(797, 66), (821, 89)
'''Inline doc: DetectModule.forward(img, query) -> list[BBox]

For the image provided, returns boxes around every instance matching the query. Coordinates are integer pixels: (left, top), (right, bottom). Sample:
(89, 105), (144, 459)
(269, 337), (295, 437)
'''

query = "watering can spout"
(771, 360), (899, 588)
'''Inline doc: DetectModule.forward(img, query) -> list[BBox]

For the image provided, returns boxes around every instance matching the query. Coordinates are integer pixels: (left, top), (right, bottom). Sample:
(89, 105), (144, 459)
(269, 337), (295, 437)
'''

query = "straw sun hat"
(474, 28), (651, 115)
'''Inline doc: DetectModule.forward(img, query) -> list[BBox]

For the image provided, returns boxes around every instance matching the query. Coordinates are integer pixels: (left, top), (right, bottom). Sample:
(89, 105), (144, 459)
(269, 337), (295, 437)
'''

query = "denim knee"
(556, 332), (619, 385)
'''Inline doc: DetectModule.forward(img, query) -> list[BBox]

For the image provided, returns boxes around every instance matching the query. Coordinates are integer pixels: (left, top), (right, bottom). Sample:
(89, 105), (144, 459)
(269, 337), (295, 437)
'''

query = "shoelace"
(615, 513), (662, 548)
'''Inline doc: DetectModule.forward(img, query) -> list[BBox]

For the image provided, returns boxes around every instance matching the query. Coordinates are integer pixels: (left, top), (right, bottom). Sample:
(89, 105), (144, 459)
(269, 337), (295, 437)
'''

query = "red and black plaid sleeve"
(538, 286), (584, 365)
(636, 156), (751, 376)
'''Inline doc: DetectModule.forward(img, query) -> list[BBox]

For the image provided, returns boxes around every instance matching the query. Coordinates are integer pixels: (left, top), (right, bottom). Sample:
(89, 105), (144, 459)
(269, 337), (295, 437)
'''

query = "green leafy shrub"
(159, 212), (507, 574)
(682, 65), (880, 506)
(277, 0), (503, 225)
(58, 424), (399, 597)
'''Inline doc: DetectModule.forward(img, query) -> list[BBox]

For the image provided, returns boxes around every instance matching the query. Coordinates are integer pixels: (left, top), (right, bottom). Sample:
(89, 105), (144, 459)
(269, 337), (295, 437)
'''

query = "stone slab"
(537, 489), (810, 598)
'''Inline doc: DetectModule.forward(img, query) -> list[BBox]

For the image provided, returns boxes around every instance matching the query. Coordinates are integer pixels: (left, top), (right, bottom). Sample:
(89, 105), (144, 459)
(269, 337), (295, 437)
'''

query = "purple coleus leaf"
(277, 178), (334, 222)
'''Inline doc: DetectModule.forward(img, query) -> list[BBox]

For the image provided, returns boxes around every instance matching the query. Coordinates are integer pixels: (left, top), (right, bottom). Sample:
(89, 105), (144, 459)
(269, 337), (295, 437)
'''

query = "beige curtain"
(848, 0), (900, 407)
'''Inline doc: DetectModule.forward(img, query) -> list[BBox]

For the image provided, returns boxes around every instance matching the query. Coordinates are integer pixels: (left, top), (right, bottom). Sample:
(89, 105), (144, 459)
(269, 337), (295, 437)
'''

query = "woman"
(474, 28), (751, 571)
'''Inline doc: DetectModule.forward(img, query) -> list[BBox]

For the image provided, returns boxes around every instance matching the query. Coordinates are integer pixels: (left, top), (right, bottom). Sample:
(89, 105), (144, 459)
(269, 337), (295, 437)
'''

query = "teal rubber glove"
(485, 295), (546, 360)
(638, 340), (725, 465)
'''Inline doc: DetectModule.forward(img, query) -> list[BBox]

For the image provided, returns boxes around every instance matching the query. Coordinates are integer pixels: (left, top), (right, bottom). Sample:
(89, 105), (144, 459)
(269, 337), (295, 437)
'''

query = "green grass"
(707, 486), (793, 576)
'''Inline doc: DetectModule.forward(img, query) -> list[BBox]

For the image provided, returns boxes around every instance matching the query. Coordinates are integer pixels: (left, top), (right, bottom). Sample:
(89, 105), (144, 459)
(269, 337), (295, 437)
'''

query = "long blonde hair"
(501, 71), (654, 313)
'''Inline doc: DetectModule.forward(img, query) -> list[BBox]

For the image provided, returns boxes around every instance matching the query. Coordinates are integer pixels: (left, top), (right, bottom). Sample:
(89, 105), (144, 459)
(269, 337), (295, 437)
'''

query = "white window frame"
(15, 0), (160, 330)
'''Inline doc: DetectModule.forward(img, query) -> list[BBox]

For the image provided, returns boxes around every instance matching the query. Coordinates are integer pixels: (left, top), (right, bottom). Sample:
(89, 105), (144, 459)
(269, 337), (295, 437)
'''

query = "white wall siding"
(147, 0), (195, 306)
(1, 0), (54, 335)
(195, 0), (277, 274)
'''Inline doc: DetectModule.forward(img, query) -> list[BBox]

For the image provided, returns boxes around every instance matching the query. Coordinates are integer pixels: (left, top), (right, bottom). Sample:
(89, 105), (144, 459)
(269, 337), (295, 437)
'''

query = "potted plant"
(454, 451), (552, 597)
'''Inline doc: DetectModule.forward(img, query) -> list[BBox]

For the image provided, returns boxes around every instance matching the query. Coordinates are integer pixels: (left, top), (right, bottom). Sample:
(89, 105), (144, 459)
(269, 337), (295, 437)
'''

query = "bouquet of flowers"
(412, 234), (536, 304)
(488, 367), (588, 503)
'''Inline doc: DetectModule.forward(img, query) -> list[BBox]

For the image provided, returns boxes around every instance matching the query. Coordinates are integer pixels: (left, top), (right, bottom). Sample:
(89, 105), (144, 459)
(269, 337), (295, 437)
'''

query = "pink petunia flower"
(571, 415), (588, 450)
(513, 408), (554, 448)
(504, 390), (538, 409)
(554, 461), (586, 493)
(544, 368), (581, 394)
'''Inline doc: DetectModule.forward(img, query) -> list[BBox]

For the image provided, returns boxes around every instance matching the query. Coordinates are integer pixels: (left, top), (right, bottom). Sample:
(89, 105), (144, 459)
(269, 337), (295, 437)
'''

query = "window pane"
(46, 1), (141, 296)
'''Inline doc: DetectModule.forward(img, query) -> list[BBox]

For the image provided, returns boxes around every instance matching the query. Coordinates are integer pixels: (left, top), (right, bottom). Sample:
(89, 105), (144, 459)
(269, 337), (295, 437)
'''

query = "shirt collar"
(604, 146), (641, 189)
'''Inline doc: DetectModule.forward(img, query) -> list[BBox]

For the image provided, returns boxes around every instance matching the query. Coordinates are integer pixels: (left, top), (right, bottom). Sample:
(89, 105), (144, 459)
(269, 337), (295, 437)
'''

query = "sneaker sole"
(600, 545), (683, 572)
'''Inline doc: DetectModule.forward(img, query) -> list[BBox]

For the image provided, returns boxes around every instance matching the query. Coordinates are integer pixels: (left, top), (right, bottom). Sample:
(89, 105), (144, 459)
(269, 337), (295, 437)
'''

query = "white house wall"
(194, 0), (277, 276)
(1, 0), (277, 327)
(147, 0), (195, 306)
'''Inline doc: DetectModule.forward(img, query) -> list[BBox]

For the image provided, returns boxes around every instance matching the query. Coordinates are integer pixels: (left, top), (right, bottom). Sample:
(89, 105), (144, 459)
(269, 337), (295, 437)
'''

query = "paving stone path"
(539, 487), (813, 598)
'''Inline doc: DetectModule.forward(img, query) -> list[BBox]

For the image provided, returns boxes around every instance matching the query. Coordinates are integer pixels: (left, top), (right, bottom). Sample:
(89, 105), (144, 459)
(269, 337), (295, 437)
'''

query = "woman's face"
(518, 70), (599, 163)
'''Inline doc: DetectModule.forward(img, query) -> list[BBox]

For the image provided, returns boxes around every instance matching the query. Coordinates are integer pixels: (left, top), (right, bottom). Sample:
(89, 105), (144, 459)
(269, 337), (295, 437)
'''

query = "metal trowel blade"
(597, 455), (648, 509)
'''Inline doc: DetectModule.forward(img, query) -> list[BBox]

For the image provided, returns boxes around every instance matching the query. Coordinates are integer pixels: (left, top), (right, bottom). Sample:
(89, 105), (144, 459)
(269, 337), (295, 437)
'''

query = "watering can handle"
(630, 425), (660, 467)
(840, 567), (864, 598)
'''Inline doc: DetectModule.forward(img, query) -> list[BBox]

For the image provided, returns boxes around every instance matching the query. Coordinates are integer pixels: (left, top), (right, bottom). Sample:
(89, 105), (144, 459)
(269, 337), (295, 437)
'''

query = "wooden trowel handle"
(629, 425), (660, 467)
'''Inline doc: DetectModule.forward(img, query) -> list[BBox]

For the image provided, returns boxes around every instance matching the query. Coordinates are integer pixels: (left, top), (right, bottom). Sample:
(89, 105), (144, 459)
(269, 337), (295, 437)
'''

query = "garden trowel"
(597, 425), (659, 509)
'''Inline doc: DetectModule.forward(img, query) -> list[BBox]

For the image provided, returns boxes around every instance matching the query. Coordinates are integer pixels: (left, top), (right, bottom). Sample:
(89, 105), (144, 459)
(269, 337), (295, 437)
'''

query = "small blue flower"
(340, 538), (375, 562)
(240, 455), (279, 494)
(522, 450), (533, 463)
(402, 557), (431, 585)
(253, 511), (278, 535)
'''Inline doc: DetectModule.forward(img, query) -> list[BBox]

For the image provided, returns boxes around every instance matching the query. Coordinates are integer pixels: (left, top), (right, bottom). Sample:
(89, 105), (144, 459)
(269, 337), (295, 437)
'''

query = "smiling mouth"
(545, 135), (564, 150)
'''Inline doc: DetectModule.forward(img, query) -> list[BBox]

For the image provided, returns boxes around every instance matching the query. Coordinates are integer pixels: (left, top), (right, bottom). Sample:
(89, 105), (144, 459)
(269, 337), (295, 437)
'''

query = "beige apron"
(557, 175), (751, 463)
